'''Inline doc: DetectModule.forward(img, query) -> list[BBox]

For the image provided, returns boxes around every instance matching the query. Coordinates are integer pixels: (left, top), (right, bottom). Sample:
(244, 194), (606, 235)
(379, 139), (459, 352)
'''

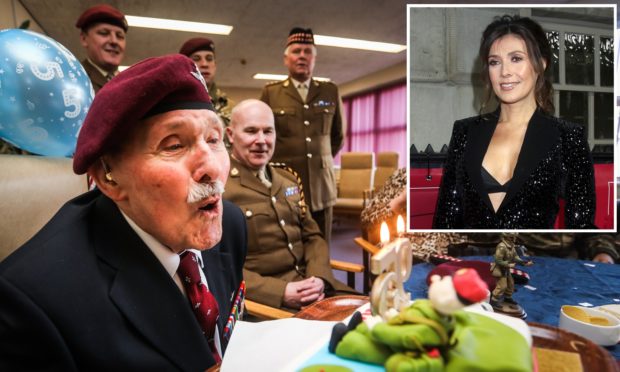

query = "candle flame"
(397, 215), (405, 234)
(380, 222), (390, 244)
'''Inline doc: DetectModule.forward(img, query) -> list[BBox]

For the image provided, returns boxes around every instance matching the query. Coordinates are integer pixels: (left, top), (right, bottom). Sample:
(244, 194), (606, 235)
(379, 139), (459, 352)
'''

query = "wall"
(339, 61), (405, 98)
(223, 86), (262, 104)
(0, 0), (44, 32)
(221, 60), (406, 106)
(409, 7), (518, 152)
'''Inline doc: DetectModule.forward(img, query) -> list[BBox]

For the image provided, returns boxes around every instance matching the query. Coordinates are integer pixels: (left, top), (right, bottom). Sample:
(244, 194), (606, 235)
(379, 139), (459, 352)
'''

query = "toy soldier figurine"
(490, 233), (533, 318)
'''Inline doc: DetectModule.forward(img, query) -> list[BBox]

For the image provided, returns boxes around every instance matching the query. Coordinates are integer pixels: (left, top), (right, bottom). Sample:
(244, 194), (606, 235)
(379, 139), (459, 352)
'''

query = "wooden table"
(295, 295), (368, 321)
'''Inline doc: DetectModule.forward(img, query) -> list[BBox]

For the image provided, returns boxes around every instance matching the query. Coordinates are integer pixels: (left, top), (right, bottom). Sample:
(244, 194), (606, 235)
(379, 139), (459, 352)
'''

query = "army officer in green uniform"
(260, 27), (346, 243)
(224, 99), (353, 310)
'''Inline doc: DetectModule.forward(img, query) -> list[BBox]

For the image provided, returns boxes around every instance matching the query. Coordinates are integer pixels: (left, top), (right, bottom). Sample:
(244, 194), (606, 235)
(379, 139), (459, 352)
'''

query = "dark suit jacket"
(0, 190), (246, 371)
(82, 59), (109, 94)
(433, 109), (595, 229)
(260, 78), (345, 212)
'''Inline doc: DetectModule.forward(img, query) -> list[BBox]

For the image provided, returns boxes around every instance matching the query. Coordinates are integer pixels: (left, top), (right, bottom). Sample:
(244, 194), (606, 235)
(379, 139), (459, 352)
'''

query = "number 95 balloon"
(0, 29), (94, 156)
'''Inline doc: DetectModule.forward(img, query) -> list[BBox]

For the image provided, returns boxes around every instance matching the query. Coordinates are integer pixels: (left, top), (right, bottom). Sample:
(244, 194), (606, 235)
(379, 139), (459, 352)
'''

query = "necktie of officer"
(178, 251), (221, 363)
(257, 168), (272, 188)
(297, 83), (308, 102)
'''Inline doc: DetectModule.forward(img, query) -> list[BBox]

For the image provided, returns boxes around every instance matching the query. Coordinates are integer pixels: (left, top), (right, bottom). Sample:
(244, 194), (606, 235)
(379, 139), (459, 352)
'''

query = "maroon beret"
(179, 37), (215, 57)
(76, 4), (128, 32)
(287, 27), (314, 46)
(73, 54), (214, 174)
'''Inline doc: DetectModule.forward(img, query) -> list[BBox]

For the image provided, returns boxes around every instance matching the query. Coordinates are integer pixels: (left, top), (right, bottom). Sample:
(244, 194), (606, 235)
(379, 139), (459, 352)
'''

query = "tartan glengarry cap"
(179, 37), (216, 56)
(75, 4), (128, 32)
(286, 27), (314, 46)
(73, 54), (214, 174)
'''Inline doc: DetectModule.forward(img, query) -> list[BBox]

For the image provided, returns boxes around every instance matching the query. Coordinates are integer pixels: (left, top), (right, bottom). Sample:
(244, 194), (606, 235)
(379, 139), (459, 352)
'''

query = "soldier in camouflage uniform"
(491, 234), (529, 301)
(180, 37), (234, 129)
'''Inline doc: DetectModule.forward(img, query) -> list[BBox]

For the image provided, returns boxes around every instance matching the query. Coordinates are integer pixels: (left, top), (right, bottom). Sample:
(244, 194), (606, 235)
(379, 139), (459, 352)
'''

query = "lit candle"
(370, 219), (413, 319)
(396, 215), (405, 237)
(379, 221), (390, 247)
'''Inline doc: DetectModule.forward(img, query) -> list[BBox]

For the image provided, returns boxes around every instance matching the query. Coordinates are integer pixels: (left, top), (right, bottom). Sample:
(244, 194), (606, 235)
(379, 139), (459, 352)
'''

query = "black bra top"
(481, 167), (511, 193)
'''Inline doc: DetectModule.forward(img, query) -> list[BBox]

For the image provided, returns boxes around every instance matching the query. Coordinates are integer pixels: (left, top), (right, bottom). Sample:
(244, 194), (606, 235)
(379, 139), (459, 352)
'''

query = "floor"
(330, 215), (366, 294)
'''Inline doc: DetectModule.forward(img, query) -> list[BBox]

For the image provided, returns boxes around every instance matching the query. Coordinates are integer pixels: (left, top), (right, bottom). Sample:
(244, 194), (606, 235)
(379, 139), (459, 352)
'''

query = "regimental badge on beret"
(190, 64), (210, 94)
(287, 27), (314, 46)
(75, 4), (128, 32)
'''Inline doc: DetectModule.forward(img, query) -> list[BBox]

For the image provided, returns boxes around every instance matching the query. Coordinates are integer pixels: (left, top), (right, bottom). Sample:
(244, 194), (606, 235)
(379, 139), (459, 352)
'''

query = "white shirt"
(120, 211), (222, 358)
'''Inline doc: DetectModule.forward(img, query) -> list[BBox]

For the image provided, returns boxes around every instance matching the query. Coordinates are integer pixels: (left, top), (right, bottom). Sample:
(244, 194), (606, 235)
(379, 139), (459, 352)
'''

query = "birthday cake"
(297, 269), (533, 372)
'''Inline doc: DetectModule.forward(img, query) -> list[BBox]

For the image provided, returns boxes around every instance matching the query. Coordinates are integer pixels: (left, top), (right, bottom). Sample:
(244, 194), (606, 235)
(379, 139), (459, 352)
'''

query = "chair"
(373, 152), (399, 192)
(333, 152), (374, 218)
(0, 155), (88, 261)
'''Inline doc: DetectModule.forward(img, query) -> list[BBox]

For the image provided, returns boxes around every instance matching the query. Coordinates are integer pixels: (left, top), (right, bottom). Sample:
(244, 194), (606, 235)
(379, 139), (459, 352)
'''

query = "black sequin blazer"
(433, 108), (596, 229)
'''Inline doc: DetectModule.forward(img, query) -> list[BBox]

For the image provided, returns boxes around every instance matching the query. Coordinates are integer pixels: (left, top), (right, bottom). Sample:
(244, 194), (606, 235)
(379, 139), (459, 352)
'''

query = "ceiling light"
(125, 15), (233, 35)
(314, 35), (405, 53)
(253, 73), (330, 82)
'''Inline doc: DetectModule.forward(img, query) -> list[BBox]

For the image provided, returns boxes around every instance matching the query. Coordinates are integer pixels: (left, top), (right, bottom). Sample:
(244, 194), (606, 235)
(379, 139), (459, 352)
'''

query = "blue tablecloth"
(404, 256), (620, 359)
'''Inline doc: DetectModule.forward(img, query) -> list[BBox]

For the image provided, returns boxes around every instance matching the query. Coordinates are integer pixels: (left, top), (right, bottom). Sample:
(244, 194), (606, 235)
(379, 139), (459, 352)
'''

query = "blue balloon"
(0, 29), (94, 156)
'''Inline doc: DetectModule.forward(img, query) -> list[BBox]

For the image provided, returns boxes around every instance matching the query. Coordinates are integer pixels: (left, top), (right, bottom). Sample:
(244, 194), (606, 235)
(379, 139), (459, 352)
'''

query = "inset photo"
(408, 5), (616, 231)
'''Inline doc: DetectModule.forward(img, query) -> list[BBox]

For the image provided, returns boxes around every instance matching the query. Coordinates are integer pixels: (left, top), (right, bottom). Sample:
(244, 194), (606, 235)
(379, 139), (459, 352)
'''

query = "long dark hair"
(479, 15), (554, 114)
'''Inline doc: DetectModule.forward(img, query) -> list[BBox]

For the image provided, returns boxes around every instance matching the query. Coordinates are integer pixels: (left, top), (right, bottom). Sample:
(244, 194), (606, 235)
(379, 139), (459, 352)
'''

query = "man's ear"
(87, 158), (127, 201)
(79, 31), (89, 48)
(225, 126), (234, 144)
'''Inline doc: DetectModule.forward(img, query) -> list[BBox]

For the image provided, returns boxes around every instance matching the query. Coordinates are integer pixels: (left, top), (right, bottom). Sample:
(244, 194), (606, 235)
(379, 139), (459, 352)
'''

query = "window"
(543, 19), (614, 148)
(336, 82), (407, 167)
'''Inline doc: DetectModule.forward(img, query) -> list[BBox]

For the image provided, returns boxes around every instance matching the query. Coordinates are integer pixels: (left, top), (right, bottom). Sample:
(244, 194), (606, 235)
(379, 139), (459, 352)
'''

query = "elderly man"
(76, 4), (127, 93)
(180, 37), (234, 127)
(260, 27), (346, 243)
(224, 99), (353, 310)
(0, 55), (246, 370)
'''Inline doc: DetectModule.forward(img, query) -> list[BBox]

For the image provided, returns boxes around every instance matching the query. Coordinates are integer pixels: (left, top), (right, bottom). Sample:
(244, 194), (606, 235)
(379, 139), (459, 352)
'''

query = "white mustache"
(187, 180), (225, 204)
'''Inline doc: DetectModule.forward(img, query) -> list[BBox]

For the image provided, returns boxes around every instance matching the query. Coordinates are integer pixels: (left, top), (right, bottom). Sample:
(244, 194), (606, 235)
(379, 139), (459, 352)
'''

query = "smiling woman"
(433, 15), (596, 230)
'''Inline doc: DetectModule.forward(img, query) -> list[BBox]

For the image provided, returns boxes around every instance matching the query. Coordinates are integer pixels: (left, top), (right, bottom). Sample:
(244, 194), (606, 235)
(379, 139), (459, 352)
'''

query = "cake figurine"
(490, 233), (533, 319)
(329, 269), (485, 370)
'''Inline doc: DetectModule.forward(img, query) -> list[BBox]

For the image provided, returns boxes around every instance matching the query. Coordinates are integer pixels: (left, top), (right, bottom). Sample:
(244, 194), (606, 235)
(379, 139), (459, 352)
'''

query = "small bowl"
(559, 305), (620, 346)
